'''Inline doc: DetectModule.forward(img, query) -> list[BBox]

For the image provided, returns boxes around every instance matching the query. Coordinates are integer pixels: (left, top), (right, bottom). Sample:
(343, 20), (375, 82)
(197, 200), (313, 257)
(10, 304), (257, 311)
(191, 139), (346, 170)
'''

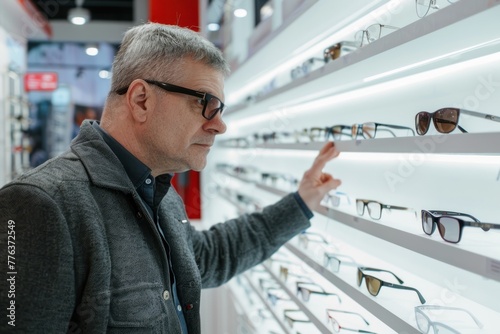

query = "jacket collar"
(71, 120), (136, 193)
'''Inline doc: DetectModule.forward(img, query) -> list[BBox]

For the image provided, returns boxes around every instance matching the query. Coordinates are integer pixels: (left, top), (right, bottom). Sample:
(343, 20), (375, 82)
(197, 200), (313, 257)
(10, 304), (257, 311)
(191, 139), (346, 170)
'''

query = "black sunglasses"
(421, 210), (500, 243)
(357, 267), (426, 304)
(415, 107), (500, 135)
(115, 79), (225, 120)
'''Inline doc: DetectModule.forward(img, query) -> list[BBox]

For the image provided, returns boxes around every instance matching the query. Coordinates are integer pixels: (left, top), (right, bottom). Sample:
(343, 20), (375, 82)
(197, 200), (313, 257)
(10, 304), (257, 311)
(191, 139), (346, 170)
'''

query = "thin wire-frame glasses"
(115, 79), (225, 120)
(354, 24), (399, 47)
(357, 267), (426, 304)
(415, 0), (460, 19)
(414, 305), (483, 334)
(326, 309), (378, 334)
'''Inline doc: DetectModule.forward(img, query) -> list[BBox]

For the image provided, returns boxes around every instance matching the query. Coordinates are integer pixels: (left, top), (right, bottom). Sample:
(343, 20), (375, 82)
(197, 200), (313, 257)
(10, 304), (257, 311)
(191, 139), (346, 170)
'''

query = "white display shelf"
(217, 171), (500, 284)
(316, 205), (500, 284)
(219, 131), (500, 155)
(225, 0), (500, 118)
(259, 263), (336, 334)
(225, 0), (392, 104)
(283, 243), (420, 334)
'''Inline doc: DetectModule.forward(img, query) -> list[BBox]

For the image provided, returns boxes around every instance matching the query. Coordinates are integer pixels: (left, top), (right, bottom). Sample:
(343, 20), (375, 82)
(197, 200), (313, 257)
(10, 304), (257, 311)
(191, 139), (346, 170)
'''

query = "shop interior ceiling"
(33, 0), (134, 22)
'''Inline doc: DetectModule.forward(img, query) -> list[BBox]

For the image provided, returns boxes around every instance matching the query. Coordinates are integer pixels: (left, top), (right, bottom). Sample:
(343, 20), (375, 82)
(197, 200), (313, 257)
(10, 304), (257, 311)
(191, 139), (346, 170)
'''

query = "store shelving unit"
(205, 0), (500, 333)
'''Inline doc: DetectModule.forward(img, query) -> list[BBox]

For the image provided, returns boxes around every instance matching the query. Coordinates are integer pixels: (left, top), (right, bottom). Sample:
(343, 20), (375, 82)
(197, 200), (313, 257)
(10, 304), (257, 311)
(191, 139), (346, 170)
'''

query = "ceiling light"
(207, 23), (220, 31)
(68, 0), (90, 25)
(85, 44), (99, 56)
(233, 8), (247, 18)
(99, 70), (111, 79)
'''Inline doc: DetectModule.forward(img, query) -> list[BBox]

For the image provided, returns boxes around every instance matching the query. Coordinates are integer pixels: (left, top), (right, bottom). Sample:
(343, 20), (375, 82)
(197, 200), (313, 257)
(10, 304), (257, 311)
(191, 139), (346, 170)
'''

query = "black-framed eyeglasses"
(115, 79), (225, 120)
(326, 309), (378, 334)
(356, 199), (415, 220)
(354, 24), (399, 47)
(414, 305), (483, 334)
(415, 0), (459, 19)
(357, 267), (426, 304)
(415, 107), (500, 135)
(421, 210), (500, 243)
(352, 122), (415, 139)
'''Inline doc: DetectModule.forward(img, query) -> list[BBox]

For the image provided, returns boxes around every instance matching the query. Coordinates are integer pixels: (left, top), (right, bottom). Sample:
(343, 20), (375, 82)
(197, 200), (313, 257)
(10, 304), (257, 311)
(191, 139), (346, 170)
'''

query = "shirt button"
(177, 305), (182, 312)
(163, 290), (170, 300)
(145, 178), (152, 185)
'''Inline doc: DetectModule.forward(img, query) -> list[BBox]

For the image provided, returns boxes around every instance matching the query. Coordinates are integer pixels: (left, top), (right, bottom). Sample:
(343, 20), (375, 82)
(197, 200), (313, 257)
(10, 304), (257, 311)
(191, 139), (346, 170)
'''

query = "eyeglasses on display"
(323, 41), (358, 62)
(415, 305), (483, 334)
(354, 23), (399, 47)
(326, 309), (378, 334)
(421, 210), (500, 243)
(323, 252), (358, 273)
(267, 288), (291, 306)
(115, 79), (225, 120)
(298, 231), (330, 249)
(357, 267), (426, 304)
(296, 281), (342, 303)
(356, 199), (415, 220)
(415, 0), (460, 18)
(323, 190), (351, 208)
(352, 122), (415, 139)
(415, 107), (500, 135)
(283, 309), (311, 328)
(279, 265), (311, 283)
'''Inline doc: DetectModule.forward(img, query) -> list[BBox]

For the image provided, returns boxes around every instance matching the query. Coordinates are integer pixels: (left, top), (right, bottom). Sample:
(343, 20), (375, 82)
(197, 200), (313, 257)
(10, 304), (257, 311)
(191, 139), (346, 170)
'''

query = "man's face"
(142, 59), (226, 175)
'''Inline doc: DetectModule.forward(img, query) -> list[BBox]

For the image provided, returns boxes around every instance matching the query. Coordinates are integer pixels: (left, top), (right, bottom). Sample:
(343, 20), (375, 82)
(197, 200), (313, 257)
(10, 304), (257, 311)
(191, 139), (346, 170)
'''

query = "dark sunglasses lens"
(356, 200), (364, 216)
(437, 217), (461, 243)
(421, 211), (434, 235)
(416, 112), (431, 135)
(357, 269), (363, 286)
(365, 276), (381, 296)
(434, 108), (458, 133)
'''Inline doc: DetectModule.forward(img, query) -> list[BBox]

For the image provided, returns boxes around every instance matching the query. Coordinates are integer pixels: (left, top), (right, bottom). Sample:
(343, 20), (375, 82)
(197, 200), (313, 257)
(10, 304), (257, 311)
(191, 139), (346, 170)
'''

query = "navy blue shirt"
(93, 122), (189, 333)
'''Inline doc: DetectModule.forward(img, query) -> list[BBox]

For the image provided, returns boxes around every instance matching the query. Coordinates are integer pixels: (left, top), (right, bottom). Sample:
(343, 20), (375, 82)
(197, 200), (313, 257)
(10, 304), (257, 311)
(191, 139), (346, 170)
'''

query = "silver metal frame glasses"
(115, 79), (225, 120)
(326, 309), (378, 334)
(415, 305), (483, 333)
(415, 0), (460, 19)
(354, 23), (399, 47)
(352, 122), (415, 139)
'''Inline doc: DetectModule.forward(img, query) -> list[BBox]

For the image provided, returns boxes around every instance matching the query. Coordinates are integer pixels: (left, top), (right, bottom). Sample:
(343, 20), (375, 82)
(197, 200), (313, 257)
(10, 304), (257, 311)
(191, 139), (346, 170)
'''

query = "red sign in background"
(24, 73), (58, 91)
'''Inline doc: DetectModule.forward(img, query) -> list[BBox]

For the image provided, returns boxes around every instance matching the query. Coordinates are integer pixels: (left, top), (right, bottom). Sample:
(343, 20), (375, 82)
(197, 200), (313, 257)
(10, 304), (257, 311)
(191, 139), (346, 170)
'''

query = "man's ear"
(126, 79), (156, 123)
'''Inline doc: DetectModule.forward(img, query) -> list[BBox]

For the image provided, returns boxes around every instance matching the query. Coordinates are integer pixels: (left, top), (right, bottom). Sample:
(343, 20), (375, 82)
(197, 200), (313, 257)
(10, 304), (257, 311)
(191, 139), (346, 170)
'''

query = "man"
(0, 23), (341, 333)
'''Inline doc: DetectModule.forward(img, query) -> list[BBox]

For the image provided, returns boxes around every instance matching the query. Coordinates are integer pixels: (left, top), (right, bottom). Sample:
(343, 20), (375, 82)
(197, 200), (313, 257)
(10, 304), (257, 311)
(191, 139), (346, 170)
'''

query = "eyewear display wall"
(209, 1), (500, 333)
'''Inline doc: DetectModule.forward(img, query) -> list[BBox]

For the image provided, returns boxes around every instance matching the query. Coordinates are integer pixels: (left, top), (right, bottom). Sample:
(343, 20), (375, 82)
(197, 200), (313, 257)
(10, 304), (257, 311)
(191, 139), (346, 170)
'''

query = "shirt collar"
(92, 121), (155, 189)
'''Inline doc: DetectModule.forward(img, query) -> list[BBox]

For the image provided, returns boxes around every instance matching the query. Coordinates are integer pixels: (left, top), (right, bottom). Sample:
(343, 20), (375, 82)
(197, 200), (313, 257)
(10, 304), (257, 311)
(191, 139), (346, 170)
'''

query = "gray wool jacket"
(0, 121), (311, 333)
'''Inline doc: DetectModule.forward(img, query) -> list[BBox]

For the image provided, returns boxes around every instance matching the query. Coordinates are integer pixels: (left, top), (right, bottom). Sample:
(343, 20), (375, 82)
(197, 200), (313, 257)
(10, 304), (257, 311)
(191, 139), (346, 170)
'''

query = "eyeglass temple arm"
(415, 306), (484, 328)
(358, 267), (404, 283)
(460, 109), (500, 123)
(383, 282), (426, 304)
(383, 204), (416, 216)
(465, 221), (500, 232)
(428, 210), (480, 222)
(376, 122), (416, 135)
(326, 309), (370, 325)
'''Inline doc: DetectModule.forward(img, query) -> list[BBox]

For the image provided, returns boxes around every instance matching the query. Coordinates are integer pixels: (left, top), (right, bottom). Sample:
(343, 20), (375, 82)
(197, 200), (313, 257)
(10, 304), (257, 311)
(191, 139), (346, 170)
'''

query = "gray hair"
(110, 23), (230, 94)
